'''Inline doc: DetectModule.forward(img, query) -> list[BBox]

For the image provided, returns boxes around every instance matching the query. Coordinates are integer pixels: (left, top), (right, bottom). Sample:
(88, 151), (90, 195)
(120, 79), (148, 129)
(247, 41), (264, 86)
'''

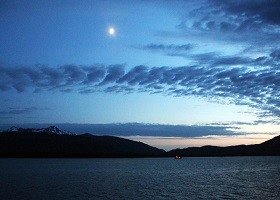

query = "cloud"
(117, 65), (149, 85)
(0, 47), (279, 119)
(270, 49), (280, 61)
(99, 64), (125, 85)
(138, 44), (255, 66)
(75, 123), (239, 137)
(0, 123), (238, 137)
(141, 44), (193, 51)
(214, 0), (280, 25)
(211, 56), (253, 66)
(82, 65), (106, 84)
(135, 43), (194, 58)
(0, 107), (48, 115)
(163, 0), (280, 50)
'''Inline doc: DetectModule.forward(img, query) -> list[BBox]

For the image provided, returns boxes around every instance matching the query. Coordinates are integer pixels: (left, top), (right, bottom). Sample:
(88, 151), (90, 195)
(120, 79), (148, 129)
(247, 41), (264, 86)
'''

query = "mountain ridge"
(0, 126), (166, 158)
(4, 125), (72, 135)
(168, 135), (280, 157)
(0, 126), (279, 158)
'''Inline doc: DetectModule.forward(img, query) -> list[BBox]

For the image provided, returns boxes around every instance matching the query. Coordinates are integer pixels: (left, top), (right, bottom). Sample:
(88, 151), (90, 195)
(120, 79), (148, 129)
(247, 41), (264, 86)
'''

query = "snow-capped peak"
(6, 126), (21, 132)
(4, 126), (73, 135)
(43, 126), (72, 134)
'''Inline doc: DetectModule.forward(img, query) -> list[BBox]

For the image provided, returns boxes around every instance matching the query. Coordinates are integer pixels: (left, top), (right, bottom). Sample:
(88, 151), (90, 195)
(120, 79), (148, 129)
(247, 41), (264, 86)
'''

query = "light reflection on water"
(0, 157), (279, 200)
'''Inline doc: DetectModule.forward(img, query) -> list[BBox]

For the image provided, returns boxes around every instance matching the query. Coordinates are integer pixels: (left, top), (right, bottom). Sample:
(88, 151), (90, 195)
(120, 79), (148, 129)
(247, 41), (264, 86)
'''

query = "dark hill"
(1, 126), (279, 158)
(168, 135), (280, 157)
(0, 129), (166, 158)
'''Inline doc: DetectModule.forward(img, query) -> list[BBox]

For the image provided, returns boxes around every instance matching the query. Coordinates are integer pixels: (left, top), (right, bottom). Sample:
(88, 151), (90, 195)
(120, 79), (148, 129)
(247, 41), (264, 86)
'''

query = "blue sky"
(0, 0), (279, 149)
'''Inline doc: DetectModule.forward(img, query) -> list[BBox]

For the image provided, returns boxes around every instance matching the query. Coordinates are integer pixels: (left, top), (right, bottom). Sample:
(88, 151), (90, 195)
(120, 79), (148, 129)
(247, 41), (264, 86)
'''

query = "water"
(0, 157), (279, 200)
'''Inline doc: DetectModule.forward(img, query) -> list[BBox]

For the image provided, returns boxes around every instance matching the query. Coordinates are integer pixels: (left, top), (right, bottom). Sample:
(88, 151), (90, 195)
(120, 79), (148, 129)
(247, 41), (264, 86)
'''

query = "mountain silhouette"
(168, 135), (280, 157)
(0, 126), (279, 158)
(0, 126), (165, 158)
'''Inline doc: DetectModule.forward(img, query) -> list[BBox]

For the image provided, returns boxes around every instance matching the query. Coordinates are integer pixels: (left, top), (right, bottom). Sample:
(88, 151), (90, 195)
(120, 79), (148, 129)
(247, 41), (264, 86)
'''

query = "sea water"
(0, 157), (279, 199)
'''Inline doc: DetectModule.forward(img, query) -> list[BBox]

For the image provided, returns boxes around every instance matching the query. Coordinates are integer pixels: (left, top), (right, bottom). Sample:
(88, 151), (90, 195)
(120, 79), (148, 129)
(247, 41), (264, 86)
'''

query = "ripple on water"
(0, 157), (279, 200)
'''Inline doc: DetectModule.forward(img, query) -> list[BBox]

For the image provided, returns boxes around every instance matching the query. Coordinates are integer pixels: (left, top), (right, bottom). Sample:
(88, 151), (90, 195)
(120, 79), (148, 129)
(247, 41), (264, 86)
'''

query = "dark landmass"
(168, 135), (280, 157)
(0, 126), (279, 158)
(0, 126), (165, 158)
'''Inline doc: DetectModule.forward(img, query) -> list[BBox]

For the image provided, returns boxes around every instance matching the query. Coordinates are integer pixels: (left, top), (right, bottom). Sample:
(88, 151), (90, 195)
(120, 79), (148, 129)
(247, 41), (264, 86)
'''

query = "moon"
(109, 27), (115, 35)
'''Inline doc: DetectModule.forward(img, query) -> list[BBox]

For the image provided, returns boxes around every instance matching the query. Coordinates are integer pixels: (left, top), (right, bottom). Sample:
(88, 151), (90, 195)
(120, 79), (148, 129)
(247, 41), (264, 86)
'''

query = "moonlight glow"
(109, 27), (115, 35)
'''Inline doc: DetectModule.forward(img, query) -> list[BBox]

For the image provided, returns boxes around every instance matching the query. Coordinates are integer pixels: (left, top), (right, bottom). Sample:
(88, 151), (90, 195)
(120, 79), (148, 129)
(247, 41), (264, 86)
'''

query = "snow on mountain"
(4, 126), (73, 135)
(6, 127), (21, 132)
(46, 126), (73, 134)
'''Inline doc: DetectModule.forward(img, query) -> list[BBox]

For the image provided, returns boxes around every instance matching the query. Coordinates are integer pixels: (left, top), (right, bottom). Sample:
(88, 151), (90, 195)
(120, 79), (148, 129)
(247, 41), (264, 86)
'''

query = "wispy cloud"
(0, 107), (48, 115)
(139, 43), (194, 53)
(138, 43), (256, 66)
(134, 43), (194, 58)
(141, 44), (193, 51)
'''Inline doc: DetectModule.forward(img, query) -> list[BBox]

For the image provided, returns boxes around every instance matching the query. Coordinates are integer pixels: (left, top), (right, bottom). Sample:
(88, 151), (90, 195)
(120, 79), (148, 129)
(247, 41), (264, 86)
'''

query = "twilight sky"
(0, 0), (279, 150)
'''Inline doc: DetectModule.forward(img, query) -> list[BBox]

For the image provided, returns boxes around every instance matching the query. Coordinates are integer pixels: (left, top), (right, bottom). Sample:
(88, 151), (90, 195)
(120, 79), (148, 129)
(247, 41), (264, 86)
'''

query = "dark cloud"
(214, 0), (280, 25)
(212, 56), (253, 66)
(83, 123), (237, 137)
(270, 49), (280, 61)
(137, 43), (194, 58)
(0, 123), (238, 137)
(141, 43), (193, 51)
(220, 21), (236, 32)
(117, 65), (148, 85)
(99, 65), (125, 85)
(174, 0), (280, 47)
(0, 107), (48, 115)
(62, 65), (86, 86)
(0, 49), (280, 119)
(82, 66), (106, 84)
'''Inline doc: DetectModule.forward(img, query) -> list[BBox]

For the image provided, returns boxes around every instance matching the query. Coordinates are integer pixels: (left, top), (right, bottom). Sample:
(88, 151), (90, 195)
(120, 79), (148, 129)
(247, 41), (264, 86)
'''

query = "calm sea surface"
(0, 157), (279, 200)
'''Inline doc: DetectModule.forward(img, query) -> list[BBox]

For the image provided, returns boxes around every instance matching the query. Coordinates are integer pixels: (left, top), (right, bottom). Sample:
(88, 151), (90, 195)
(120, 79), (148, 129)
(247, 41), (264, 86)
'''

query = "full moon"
(109, 27), (115, 35)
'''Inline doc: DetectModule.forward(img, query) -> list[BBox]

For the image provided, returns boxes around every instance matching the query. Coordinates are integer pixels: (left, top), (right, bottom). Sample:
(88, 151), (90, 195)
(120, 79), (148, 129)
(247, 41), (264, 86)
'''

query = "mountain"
(0, 126), (279, 158)
(0, 126), (166, 158)
(168, 135), (280, 157)
(4, 126), (72, 135)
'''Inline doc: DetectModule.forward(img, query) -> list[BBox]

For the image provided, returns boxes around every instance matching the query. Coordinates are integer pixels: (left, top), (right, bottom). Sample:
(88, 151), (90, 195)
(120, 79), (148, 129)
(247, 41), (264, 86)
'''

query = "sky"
(0, 0), (280, 150)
